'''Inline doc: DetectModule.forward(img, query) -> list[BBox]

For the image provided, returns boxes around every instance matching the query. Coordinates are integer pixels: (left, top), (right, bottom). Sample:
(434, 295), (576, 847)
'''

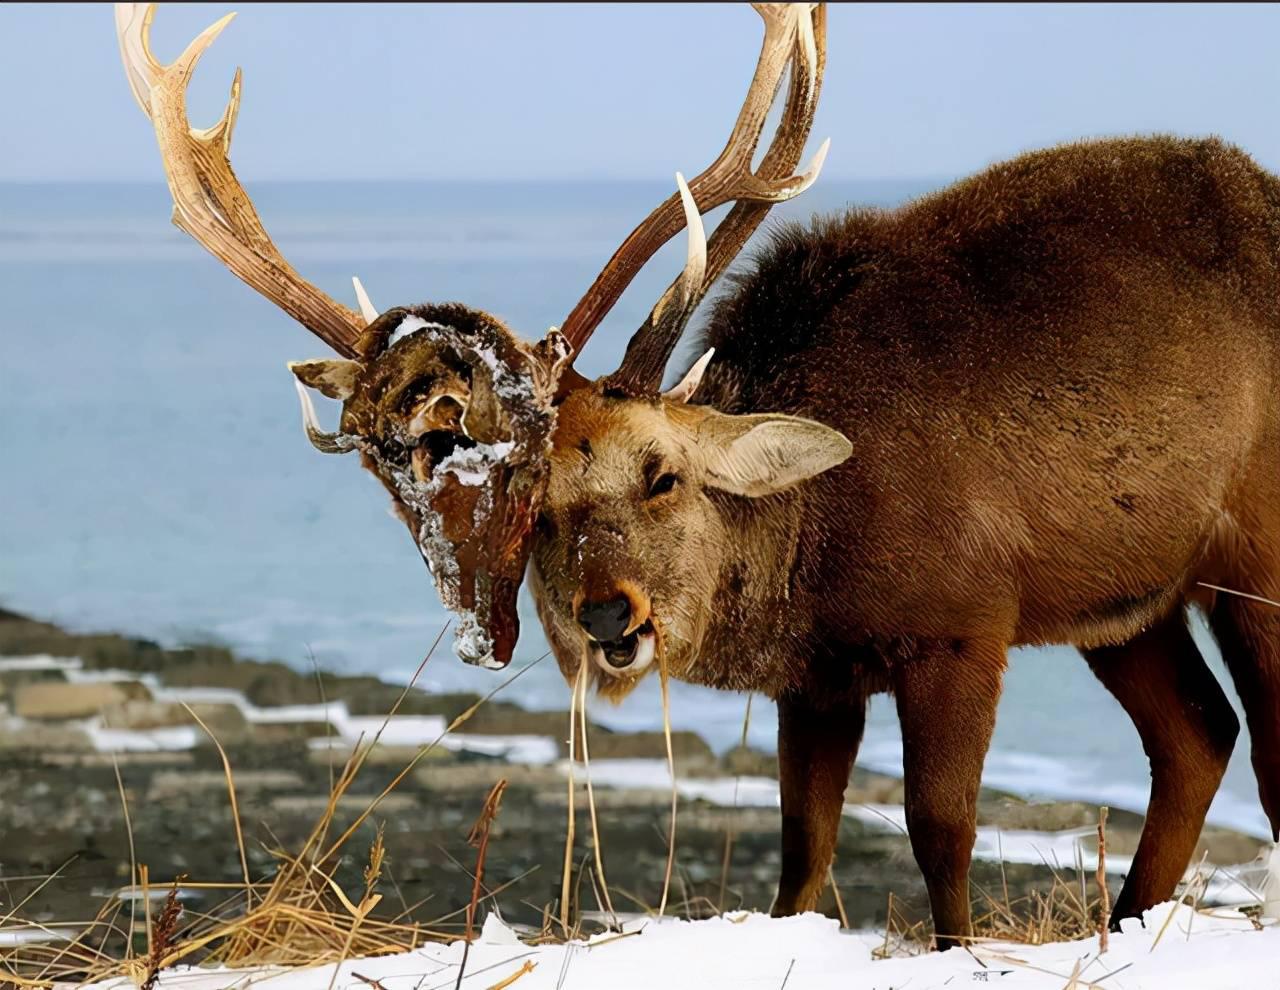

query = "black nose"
(577, 596), (632, 643)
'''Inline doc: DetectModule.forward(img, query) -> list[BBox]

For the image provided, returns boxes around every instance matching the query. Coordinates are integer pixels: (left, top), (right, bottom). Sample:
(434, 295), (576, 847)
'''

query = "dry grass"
(0, 722), (451, 987)
(0, 635), (554, 988)
(870, 870), (1108, 958)
(973, 871), (1105, 946)
(0, 640), (1263, 988)
(654, 619), (679, 918)
(871, 808), (1263, 960)
(873, 811), (1112, 955)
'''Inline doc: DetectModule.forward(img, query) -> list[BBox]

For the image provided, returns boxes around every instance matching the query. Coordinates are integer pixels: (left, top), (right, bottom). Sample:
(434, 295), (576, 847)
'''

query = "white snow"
(308, 725), (557, 765)
(434, 440), (516, 487)
(385, 314), (437, 349)
(85, 724), (200, 752)
(0, 926), (78, 948)
(0, 654), (83, 673)
(452, 609), (504, 670)
(72, 903), (1280, 990)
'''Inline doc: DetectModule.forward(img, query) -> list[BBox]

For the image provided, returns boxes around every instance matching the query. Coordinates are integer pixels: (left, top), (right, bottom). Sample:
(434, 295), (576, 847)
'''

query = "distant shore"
(0, 606), (1266, 931)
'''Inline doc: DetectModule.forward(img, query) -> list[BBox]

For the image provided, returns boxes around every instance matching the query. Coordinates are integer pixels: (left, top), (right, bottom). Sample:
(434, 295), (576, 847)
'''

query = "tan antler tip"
(650, 173), (710, 330)
(745, 136), (830, 202)
(175, 11), (238, 76)
(352, 277), (379, 325)
(802, 136), (831, 187)
(674, 173), (708, 304)
(196, 66), (243, 149)
(294, 375), (320, 425)
(662, 347), (716, 403)
(292, 377), (350, 454)
(115, 2), (162, 113)
(795, 3), (818, 92)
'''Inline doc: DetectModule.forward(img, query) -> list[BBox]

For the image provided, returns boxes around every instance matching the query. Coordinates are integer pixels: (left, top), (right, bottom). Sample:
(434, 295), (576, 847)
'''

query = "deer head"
(116, 2), (842, 678)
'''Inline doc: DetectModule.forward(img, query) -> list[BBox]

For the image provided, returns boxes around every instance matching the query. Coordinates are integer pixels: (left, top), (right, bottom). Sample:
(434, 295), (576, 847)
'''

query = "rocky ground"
(0, 607), (1267, 939)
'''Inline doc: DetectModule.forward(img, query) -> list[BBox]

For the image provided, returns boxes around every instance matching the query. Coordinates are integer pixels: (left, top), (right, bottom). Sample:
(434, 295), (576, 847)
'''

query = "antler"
(560, 3), (828, 392)
(115, 3), (366, 358)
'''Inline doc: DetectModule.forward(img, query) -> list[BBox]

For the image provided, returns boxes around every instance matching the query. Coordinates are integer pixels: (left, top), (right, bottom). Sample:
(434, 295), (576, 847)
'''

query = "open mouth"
(590, 619), (657, 675)
(409, 430), (478, 482)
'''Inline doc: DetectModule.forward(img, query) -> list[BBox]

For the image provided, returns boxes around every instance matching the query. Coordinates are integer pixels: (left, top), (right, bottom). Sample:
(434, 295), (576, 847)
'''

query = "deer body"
(534, 135), (1279, 943)
(120, 2), (1280, 952)
(693, 134), (1276, 666)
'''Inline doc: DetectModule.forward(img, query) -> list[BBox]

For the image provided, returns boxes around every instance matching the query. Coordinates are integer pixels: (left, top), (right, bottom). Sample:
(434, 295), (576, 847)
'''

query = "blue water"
(0, 180), (1269, 838)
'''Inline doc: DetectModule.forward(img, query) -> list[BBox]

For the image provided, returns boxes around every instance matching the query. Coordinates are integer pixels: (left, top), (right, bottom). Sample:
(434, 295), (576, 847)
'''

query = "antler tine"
(116, 3), (366, 358)
(699, 4), (827, 308)
(560, 3), (828, 376)
(655, 174), (708, 331)
(608, 173), (707, 390)
(604, 3), (828, 393)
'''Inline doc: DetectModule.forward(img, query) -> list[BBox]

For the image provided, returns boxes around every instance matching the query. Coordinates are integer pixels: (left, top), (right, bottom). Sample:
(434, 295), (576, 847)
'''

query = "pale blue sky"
(3, 3), (1279, 182)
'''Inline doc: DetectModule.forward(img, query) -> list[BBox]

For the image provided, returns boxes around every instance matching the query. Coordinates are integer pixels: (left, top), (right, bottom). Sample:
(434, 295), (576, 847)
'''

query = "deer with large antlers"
(119, 2), (1280, 949)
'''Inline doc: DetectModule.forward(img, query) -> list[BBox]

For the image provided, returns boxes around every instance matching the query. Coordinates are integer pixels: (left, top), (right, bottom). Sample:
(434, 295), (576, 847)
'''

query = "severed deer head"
(116, 2), (841, 674)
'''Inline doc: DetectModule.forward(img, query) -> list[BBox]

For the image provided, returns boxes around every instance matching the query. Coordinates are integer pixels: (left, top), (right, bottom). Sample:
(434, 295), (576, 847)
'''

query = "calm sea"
(0, 179), (1268, 837)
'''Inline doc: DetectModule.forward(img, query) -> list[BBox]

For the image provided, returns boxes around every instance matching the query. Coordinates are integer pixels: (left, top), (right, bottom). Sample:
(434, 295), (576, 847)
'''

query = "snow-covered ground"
(74, 904), (1280, 990)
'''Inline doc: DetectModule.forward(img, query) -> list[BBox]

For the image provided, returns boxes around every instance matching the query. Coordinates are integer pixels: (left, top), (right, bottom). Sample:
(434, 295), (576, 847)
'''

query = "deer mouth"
(591, 619), (656, 676)
(409, 430), (479, 482)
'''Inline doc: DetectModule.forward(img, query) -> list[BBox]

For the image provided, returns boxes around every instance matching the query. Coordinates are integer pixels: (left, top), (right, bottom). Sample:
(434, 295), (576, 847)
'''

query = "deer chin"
(590, 619), (657, 677)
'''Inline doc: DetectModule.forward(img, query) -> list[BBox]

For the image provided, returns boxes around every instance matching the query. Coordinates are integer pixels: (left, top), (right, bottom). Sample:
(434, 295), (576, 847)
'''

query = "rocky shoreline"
(0, 607), (1267, 935)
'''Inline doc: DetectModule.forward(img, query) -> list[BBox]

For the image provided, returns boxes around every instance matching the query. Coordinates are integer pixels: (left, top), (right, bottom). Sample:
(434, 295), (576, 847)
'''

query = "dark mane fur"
(696, 135), (1280, 419)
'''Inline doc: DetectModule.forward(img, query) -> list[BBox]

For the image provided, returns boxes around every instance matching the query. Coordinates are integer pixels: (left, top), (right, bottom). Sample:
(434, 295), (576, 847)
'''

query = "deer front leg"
(892, 638), (1006, 951)
(772, 692), (866, 916)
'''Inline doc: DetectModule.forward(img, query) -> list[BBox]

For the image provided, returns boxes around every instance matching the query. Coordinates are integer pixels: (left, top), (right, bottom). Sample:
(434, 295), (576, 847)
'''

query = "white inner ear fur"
(288, 359), (362, 401)
(697, 411), (852, 497)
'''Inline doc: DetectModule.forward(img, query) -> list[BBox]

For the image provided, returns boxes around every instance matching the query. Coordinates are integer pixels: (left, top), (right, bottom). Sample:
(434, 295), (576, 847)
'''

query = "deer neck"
(678, 490), (810, 696)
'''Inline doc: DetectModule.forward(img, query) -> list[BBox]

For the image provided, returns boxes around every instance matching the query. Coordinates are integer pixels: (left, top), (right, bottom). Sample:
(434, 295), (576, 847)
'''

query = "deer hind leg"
(1083, 610), (1239, 924)
(892, 638), (1006, 951)
(1207, 544), (1280, 840)
(772, 692), (867, 916)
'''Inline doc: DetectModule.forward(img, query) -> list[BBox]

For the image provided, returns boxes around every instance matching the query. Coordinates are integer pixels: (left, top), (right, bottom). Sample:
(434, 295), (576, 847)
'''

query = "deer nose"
(576, 596), (632, 643)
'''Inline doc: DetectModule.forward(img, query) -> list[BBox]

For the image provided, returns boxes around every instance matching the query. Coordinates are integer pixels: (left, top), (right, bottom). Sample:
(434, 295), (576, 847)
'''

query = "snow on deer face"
(289, 304), (570, 669)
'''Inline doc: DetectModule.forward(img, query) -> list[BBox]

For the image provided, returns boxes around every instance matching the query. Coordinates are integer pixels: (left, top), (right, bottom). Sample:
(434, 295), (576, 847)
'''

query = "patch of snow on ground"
(85, 724), (200, 752)
(0, 654), (84, 673)
(75, 904), (1280, 990)
(0, 926), (78, 947)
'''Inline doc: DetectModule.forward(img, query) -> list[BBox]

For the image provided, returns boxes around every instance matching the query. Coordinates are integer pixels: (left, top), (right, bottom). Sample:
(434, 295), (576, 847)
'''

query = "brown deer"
(119, 2), (1279, 949)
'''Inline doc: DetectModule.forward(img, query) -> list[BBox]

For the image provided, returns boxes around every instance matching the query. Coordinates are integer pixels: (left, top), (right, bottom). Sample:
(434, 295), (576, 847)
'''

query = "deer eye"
(647, 472), (679, 499)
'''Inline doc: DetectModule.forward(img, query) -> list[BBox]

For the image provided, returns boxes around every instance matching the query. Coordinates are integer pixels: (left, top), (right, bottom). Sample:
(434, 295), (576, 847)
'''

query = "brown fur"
(530, 136), (1280, 946)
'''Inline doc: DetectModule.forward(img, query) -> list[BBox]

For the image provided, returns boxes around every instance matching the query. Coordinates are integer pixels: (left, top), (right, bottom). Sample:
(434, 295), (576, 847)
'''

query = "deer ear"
(288, 359), (362, 401)
(696, 410), (851, 497)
